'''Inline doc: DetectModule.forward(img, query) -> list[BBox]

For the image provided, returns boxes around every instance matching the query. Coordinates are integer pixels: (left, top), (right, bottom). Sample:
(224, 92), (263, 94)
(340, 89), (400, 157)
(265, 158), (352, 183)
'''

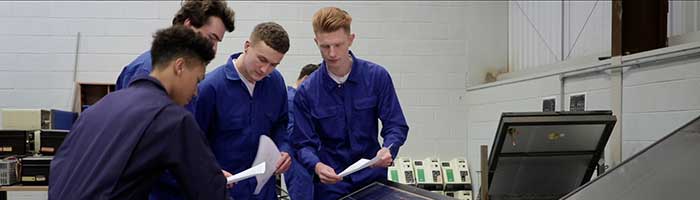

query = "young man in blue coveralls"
(292, 7), (410, 199)
(115, 0), (235, 90)
(189, 22), (293, 200)
(285, 63), (319, 200)
(49, 25), (232, 200)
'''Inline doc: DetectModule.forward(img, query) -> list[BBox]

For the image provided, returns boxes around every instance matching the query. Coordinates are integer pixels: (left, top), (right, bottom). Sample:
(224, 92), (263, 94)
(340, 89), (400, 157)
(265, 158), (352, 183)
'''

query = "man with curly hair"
(115, 0), (235, 90)
(49, 25), (231, 200)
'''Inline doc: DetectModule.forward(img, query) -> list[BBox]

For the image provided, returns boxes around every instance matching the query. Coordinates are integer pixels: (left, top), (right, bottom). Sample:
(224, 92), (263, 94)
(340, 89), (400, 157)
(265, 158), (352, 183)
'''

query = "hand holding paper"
(251, 135), (281, 194)
(315, 162), (342, 184)
(275, 152), (291, 175)
(223, 135), (282, 193)
(371, 145), (393, 168)
(222, 170), (234, 188)
(337, 144), (394, 177)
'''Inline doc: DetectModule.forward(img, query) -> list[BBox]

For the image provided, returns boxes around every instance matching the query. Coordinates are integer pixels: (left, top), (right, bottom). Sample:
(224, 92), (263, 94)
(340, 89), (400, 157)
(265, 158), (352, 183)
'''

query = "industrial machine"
(20, 156), (52, 186)
(414, 158), (443, 191)
(441, 158), (471, 191)
(0, 158), (18, 186)
(388, 157), (416, 185)
(35, 129), (69, 156)
(0, 130), (35, 157)
(1, 109), (51, 130)
(485, 111), (616, 200)
(441, 158), (472, 200)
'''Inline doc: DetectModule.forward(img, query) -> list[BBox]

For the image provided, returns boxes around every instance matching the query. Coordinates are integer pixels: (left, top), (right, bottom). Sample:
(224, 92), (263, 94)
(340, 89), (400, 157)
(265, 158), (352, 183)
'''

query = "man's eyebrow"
(211, 33), (222, 42)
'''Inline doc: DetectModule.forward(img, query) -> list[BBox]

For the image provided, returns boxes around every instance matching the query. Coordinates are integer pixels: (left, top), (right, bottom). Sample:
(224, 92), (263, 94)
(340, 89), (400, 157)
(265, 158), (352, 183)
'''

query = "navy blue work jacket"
(49, 75), (228, 200)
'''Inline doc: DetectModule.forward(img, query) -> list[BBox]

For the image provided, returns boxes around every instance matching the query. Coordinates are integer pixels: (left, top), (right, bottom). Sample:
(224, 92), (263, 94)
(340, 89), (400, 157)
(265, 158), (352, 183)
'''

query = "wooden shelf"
(72, 82), (116, 113)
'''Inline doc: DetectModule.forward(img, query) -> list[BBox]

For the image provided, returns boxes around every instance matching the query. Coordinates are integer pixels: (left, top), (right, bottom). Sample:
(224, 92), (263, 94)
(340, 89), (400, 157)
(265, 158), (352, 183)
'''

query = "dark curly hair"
(172, 0), (235, 32)
(151, 25), (215, 70)
(250, 22), (290, 54)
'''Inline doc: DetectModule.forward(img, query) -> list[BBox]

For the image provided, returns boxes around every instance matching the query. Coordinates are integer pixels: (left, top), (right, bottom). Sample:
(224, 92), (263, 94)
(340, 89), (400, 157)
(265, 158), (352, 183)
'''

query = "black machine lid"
(487, 111), (617, 200)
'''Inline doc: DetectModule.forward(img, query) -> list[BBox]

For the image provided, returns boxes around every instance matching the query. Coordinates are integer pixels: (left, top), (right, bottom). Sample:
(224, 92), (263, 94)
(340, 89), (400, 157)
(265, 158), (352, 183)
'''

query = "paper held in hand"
(251, 135), (281, 194)
(223, 135), (281, 195)
(338, 144), (393, 177)
(226, 162), (266, 184)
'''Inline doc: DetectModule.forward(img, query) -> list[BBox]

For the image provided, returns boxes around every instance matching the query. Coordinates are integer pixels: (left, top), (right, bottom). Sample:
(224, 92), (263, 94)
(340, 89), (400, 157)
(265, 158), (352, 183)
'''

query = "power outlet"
(542, 97), (556, 112)
(570, 93), (586, 111)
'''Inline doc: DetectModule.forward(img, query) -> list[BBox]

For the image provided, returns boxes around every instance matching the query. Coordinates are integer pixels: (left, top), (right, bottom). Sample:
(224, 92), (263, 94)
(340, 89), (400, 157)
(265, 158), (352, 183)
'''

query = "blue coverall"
(284, 86), (314, 200)
(151, 53), (290, 200)
(292, 51), (409, 199)
(115, 51), (152, 90)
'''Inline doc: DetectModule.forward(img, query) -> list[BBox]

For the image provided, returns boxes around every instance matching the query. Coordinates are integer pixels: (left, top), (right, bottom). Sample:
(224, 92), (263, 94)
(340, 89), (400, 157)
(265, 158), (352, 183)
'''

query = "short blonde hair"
(312, 7), (352, 34)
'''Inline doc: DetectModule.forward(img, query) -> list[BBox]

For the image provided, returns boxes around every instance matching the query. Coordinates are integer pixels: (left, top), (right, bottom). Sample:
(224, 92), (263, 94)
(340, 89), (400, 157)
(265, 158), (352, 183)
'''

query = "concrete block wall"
(0, 1), (511, 164)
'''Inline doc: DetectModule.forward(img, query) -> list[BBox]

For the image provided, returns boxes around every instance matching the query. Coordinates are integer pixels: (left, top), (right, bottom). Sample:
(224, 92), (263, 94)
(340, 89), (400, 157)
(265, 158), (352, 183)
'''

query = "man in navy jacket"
(49, 26), (231, 199)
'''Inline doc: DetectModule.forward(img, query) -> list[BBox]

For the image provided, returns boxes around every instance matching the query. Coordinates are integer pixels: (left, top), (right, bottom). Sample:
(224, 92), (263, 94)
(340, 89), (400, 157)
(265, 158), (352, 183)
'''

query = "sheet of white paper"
(337, 157), (375, 177)
(251, 135), (281, 194)
(337, 144), (393, 177)
(226, 162), (266, 184)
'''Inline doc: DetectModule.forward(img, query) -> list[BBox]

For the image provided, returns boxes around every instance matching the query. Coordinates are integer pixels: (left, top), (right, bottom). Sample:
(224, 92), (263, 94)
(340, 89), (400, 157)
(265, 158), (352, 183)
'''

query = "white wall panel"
(509, 1), (611, 72)
(669, 1), (700, 37)
(509, 1), (562, 71)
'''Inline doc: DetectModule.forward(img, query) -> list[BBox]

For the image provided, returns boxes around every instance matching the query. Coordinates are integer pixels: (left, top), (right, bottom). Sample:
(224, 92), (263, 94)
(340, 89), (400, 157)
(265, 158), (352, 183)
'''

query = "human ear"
(173, 58), (186, 76)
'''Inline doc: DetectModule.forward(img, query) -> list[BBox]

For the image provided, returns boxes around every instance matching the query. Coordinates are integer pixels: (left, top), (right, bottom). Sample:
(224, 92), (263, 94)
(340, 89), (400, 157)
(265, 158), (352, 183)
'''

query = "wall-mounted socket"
(569, 93), (586, 111)
(542, 97), (556, 112)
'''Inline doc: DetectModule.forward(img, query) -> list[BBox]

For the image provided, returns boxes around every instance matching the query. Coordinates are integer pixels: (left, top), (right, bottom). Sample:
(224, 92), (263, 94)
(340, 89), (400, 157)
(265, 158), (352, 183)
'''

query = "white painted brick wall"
(0, 1), (509, 176)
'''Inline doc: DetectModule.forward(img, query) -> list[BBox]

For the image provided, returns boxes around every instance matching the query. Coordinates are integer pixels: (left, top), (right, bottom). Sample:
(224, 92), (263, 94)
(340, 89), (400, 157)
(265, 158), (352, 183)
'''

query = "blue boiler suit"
(292, 51), (409, 199)
(284, 86), (314, 200)
(151, 53), (290, 200)
(115, 51), (152, 90)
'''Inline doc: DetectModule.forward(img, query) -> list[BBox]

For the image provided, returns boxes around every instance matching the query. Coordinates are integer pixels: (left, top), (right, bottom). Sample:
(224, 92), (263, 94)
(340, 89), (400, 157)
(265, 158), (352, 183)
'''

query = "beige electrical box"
(387, 157), (416, 185)
(441, 158), (472, 191)
(1, 109), (51, 130)
(414, 157), (443, 191)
